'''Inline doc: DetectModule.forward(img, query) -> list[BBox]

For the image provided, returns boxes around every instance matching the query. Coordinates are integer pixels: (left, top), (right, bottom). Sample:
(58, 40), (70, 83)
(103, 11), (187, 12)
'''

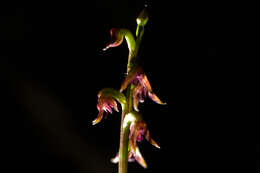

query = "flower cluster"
(120, 65), (166, 111)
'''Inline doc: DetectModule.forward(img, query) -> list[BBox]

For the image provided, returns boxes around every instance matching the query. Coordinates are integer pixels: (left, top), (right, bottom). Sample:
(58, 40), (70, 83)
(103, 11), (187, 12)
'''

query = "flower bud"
(136, 8), (149, 36)
(136, 8), (149, 27)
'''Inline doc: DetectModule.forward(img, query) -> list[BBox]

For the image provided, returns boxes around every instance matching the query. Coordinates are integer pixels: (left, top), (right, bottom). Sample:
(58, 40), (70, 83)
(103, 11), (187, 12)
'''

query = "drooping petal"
(138, 74), (152, 91)
(139, 74), (166, 105)
(129, 123), (138, 154)
(135, 146), (147, 168)
(148, 92), (166, 105)
(92, 110), (104, 125)
(103, 28), (124, 51)
(106, 97), (119, 112)
(103, 102), (112, 113)
(144, 129), (160, 149)
(133, 83), (143, 111)
(133, 82), (149, 111)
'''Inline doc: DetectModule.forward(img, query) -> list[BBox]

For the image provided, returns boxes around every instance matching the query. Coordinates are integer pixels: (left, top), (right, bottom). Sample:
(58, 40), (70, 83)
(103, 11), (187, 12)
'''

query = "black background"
(0, 1), (239, 173)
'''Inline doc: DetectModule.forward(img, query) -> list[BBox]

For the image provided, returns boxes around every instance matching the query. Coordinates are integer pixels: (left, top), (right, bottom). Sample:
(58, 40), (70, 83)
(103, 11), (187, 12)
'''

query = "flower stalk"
(119, 110), (131, 173)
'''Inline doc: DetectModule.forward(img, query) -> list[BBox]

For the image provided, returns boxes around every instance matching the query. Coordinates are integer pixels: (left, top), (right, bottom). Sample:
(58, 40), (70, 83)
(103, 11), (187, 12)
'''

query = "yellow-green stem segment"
(118, 103), (129, 173)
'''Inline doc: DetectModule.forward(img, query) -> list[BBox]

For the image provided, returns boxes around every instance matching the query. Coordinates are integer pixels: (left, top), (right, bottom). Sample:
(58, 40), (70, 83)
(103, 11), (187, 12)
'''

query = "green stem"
(119, 104), (130, 173)
(122, 29), (135, 74)
(134, 25), (144, 56)
(118, 84), (133, 173)
(128, 25), (145, 71)
(118, 48), (135, 173)
(126, 84), (134, 112)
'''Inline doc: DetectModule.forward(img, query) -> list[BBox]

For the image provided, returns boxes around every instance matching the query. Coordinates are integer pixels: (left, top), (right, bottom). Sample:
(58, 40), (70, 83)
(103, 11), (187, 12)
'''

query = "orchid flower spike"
(120, 65), (166, 111)
(92, 88), (126, 125)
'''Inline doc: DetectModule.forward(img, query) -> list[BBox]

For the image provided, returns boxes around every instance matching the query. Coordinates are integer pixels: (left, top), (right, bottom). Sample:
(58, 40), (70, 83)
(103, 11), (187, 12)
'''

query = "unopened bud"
(136, 8), (149, 27)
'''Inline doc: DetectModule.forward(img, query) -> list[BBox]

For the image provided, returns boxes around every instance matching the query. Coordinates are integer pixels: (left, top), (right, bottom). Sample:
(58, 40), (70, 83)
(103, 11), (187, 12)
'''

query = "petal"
(111, 153), (119, 164)
(133, 96), (139, 112)
(112, 103), (119, 112)
(92, 110), (104, 125)
(145, 129), (160, 149)
(139, 86), (147, 103)
(111, 152), (136, 164)
(139, 74), (152, 91)
(103, 102), (113, 114)
(97, 99), (104, 110)
(148, 92), (166, 105)
(128, 155), (136, 162)
(129, 124), (138, 154)
(139, 74), (166, 105)
(135, 146), (147, 168)
(133, 83), (143, 111)
(106, 98), (119, 112)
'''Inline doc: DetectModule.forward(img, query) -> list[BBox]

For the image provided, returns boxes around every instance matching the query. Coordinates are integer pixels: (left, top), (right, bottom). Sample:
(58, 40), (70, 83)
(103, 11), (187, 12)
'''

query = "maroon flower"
(111, 119), (159, 168)
(120, 65), (166, 111)
(92, 93), (119, 125)
(129, 121), (160, 155)
(114, 111), (160, 168)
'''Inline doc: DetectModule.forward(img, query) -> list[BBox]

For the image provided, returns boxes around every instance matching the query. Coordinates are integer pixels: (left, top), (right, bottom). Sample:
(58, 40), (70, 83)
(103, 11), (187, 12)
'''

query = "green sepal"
(99, 88), (127, 105)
